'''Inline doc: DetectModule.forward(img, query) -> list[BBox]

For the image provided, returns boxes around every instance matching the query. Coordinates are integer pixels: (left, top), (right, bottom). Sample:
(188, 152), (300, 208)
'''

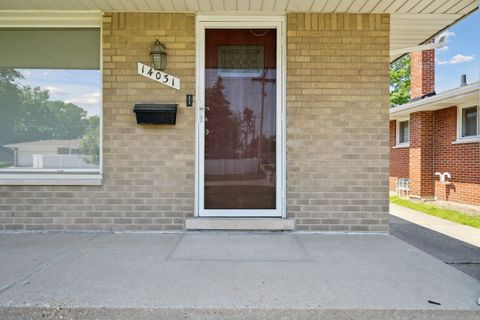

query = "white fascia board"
(390, 82), (480, 120)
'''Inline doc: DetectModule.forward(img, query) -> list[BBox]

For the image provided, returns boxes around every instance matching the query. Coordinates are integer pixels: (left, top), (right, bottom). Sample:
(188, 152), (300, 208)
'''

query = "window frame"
(395, 118), (410, 148)
(0, 12), (103, 185)
(456, 105), (480, 143)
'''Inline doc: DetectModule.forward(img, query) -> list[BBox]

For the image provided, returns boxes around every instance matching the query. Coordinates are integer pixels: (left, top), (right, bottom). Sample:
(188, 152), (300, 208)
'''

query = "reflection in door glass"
(204, 29), (276, 210)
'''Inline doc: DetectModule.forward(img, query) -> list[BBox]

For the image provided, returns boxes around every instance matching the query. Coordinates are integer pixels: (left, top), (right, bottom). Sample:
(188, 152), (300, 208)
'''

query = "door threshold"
(186, 218), (295, 231)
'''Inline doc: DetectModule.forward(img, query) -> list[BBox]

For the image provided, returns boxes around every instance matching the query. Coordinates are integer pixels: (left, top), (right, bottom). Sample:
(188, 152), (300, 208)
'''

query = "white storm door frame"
(194, 15), (286, 218)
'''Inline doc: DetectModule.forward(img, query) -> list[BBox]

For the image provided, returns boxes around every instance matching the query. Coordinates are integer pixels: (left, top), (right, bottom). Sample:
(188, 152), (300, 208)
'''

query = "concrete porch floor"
(0, 232), (479, 320)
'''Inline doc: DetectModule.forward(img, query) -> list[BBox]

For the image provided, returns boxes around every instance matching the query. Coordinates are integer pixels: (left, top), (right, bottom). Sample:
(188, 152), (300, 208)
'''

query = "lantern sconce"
(150, 39), (167, 71)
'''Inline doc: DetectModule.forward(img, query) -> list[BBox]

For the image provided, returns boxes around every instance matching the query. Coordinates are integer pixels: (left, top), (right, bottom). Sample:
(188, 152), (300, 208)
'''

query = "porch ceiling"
(0, 0), (477, 62)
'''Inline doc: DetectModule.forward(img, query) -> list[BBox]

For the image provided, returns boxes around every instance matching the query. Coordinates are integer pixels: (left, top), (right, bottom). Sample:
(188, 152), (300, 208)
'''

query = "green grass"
(0, 161), (12, 168)
(390, 196), (480, 229)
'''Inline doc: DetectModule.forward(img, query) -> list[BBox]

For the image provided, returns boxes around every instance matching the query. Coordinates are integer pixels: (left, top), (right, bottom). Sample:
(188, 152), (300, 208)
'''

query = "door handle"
(205, 128), (210, 136)
(199, 106), (210, 111)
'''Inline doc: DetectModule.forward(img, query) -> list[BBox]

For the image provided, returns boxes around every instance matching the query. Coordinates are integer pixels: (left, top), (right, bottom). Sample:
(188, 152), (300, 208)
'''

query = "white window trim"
(0, 11), (102, 28)
(0, 174), (102, 186)
(395, 118), (410, 148)
(0, 13), (103, 185)
(454, 105), (480, 144)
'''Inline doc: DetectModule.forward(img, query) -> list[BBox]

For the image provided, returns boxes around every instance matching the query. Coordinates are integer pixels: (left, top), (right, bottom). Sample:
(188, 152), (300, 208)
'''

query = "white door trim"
(194, 14), (286, 218)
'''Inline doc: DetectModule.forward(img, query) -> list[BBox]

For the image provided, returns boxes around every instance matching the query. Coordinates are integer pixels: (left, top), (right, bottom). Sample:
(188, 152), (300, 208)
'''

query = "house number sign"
(137, 62), (180, 90)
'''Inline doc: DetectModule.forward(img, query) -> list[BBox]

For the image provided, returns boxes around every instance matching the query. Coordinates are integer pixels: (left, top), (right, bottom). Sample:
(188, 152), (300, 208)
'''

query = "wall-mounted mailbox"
(133, 104), (177, 125)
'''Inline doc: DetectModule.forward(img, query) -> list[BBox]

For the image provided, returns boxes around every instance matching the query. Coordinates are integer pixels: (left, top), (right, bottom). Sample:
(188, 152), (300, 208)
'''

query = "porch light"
(150, 39), (167, 71)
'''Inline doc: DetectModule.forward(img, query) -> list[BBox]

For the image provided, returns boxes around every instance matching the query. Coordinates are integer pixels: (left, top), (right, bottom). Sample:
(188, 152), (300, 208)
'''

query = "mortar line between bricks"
(0, 233), (103, 296)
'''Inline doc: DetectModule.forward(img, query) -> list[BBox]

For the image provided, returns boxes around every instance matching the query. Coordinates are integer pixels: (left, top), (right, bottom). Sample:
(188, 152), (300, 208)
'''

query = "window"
(462, 106), (478, 138)
(399, 121), (410, 144)
(0, 25), (101, 184)
(396, 119), (410, 147)
(456, 105), (480, 143)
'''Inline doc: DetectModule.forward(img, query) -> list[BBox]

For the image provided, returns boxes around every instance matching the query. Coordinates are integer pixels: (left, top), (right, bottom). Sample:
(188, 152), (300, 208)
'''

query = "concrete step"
(185, 217), (295, 230)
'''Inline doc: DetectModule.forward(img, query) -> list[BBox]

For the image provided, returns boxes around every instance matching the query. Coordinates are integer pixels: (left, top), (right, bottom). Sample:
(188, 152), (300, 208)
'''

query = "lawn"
(390, 196), (480, 229)
(0, 161), (12, 168)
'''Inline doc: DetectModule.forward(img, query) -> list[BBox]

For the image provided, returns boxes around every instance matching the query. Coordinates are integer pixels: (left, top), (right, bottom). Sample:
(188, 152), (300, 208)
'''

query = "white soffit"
(390, 13), (469, 61)
(0, 0), (477, 62)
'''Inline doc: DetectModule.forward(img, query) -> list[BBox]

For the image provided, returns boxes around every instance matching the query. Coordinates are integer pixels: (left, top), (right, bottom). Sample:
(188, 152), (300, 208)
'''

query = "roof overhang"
(390, 82), (480, 120)
(0, 0), (477, 63)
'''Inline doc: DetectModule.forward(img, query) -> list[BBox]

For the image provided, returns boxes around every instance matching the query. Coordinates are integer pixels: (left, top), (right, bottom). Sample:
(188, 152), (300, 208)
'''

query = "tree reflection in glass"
(204, 29), (276, 210)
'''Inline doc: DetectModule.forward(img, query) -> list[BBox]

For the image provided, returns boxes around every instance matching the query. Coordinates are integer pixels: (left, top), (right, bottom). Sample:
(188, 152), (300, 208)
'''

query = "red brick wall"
(409, 111), (435, 198)
(390, 106), (480, 206)
(433, 107), (480, 206)
(389, 120), (409, 191)
(410, 46), (435, 99)
(391, 46), (479, 206)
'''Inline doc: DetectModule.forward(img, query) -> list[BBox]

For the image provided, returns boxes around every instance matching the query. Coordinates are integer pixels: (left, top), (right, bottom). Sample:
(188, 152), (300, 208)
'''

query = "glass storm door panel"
(203, 28), (277, 213)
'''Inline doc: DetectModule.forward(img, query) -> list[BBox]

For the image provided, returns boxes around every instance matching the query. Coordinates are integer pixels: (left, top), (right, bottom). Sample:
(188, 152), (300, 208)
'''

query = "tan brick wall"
(286, 13), (390, 232)
(0, 13), (391, 232)
(0, 13), (196, 231)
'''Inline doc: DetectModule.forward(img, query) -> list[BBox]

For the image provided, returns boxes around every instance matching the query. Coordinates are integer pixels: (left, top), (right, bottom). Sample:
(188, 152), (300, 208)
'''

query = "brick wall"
(389, 120), (409, 191)
(389, 106), (480, 206)
(0, 13), (196, 231)
(433, 107), (480, 206)
(287, 13), (390, 232)
(391, 43), (479, 206)
(410, 45), (435, 99)
(409, 111), (435, 198)
(0, 13), (391, 232)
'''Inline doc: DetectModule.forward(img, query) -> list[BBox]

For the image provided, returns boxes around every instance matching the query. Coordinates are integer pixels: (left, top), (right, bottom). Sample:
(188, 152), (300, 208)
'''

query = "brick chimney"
(408, 42), (436, 200)
(410, 42), (435, 99)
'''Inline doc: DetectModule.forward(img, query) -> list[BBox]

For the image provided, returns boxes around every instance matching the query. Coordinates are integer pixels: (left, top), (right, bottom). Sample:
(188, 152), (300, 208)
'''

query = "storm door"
(196, 21), (284, 217)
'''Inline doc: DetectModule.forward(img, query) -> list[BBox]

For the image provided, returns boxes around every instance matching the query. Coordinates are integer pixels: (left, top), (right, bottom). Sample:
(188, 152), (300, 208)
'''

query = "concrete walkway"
(390, 215), (480, 280)
(0, 232), (479, 320)
(390, 203), (480, 247)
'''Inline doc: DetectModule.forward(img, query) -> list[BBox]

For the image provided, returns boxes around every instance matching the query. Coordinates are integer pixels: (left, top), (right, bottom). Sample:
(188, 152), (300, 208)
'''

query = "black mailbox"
(133, 104), (177, 125)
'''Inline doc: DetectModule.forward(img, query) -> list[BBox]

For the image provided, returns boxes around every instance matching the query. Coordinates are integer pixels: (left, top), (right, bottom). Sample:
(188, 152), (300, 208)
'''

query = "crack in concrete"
(164, 233), (185, 260)
(0, 233), (102, 296)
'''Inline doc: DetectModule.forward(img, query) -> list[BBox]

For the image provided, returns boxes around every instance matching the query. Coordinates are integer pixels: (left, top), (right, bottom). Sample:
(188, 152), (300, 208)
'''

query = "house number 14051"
(137, 62), (180, 90)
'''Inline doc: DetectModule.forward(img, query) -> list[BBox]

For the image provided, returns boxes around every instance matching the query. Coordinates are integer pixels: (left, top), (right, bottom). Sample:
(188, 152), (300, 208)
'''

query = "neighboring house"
(3, 139), (95, 169)
(390, 46), (480, 206)
(0, 1), (478, 232)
